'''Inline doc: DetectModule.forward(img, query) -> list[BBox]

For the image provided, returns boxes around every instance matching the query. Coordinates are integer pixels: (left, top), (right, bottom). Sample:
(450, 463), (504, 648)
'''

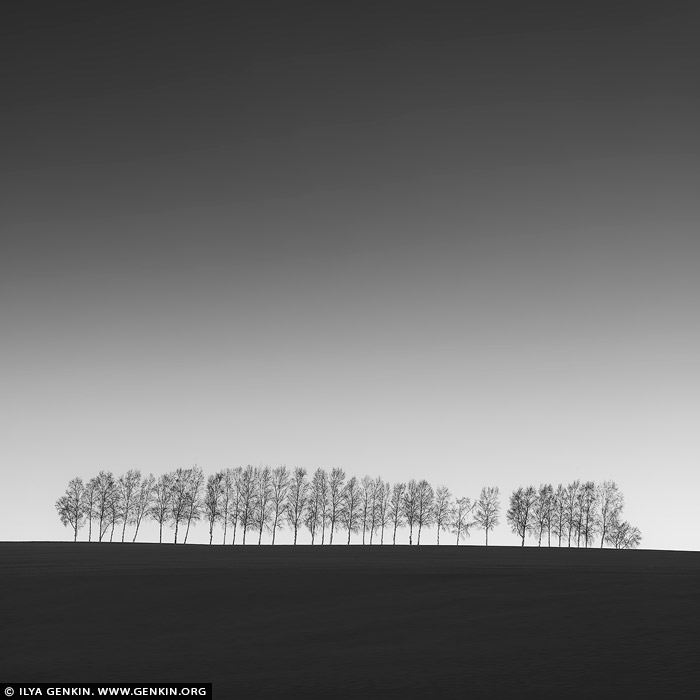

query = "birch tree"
(204, 471), (225, 545)
(150, 473), (172, 544)
(341, 475), (362, 544)
(402, 479), (419, 545)
(269, 465), (290, 545)
(130, 472), (154, 542)
(388, 482), (406, 545)
(55, 477), (85, 541)
(253, 465), (274, 545)
(597, 480), (623, 548)
(287, 467), (308, 545)
(117, 469), (141, 543)
(327, 468), (346, 545)
(451, 496), (474, 545)
(432, 485), (452, 545)
(415, 480), (434, 545)
(506, 486), (538, 546)
(474, 486), (500, 546)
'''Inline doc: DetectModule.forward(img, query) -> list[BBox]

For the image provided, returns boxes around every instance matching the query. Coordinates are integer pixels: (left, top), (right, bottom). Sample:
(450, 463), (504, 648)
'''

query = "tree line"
(55, 467), (641, 548)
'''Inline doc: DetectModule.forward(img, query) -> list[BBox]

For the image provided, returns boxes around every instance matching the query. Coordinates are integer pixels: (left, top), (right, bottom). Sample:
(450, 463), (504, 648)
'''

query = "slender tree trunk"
(242, 526), (247, 545)
(393, 522), (398, 545)
(174, 522), (179, 544)
(121, 520), (127, 543)
(258, 523), (263, 545)
(159, 522), (163, 544)
(409, 524), (413, 545)
(417, 524), (422, 545)
(294, 525), (298, 545)
(329, 521), (334, 545)
(347, 525), (351, 545)
(222, 517), (228, 545)
(232, 520), (238, 545)
(381, 524), (385, 545)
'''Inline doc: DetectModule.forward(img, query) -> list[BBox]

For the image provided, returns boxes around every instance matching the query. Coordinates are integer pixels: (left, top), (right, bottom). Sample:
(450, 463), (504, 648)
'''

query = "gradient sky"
(2, 1), (699, 548)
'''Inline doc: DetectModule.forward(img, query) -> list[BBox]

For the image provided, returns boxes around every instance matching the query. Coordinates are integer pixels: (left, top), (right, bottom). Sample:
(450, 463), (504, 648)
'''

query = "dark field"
(2, 544), (699, 699)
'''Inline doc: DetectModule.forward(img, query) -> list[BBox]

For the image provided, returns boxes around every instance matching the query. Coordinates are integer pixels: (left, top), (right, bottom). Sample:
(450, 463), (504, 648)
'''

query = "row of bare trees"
(55, 468), (640, 548)
(505, 481), (642, 549)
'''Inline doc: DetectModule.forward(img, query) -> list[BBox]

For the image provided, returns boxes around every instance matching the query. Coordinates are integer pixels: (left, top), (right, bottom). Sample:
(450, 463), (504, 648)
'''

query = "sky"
(1, 1), (699, 548)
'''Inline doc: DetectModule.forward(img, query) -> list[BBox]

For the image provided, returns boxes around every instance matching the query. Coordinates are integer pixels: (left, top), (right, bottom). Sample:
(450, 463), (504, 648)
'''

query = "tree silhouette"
(117, 470), (141, 543)
(55, 477), (85, 541)
(150, 473), (172, 544)
(375, 479), (391, 544)
(130, 472), (154, 542)
(237, 465), (257, 545)
(415, 480), (434, 545)
(388, 482), (406, 545)
(532, 484), (554, 547)
(93, 470), (116, 542)
(432, 485), (452, 545)
(204, 471), (225, 545)
(474, 486), (500, 546)
(551, 483), (567, 547)
(287, 467), (308, 545)
(253, 465), (274, 545)
(327, 468), (346, 545)
(341, 476), (361, 544)
(507, 486), (537, 547)
(269, 465), (290, 545)
(83, 477), (98, 542)
(451, 496), (474, 545)
(605, 518), (642, 549)
(597, 480), (623, 548)
(402, 480), (419, 545)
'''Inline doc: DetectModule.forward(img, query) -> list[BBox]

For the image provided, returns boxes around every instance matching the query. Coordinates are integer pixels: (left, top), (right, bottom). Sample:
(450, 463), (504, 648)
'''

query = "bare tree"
(415, 480), (434, 545)
(327, 468), (346, 544)
(341, 475), (362, 544)
(402, 479), (419, 545)
(506, 486), (538, 546)
(220, 468), (235, 544)
(388, 482), (406, 545)
(107, 476), (122, 542)
(359, 475), (373, 544)
(605, 517), (642, 549)
(83, 477), (98, 542)
(182, 465), (205, 544)
(451, 496), (474, 545)
(432, 485), (452, 545)
(204, 471), (225, 545)
(580, 481), (599, 548)
(532, 484), (554, 547)
(237, 465), (257, 545)
(597, 480), (623, 548)
(564, 480), (581, 547)
(150, 473), (172, 544)
(169, 468), (192, 544)
(305, 468), (325, 544)
(550, 483), (567, 547)
(93, 470), (116, 542)
(130, 473), (154, 542)
(117, 470), (141, 543)
(287, 467), (309, 545)
(253, 465), (274, 545)
(269, 465), (290, 545)
(375, 479), (391, 545)
(474, 486), (500, 546)
(317, 469), (330, 544)
(56, 477), (85, 541)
